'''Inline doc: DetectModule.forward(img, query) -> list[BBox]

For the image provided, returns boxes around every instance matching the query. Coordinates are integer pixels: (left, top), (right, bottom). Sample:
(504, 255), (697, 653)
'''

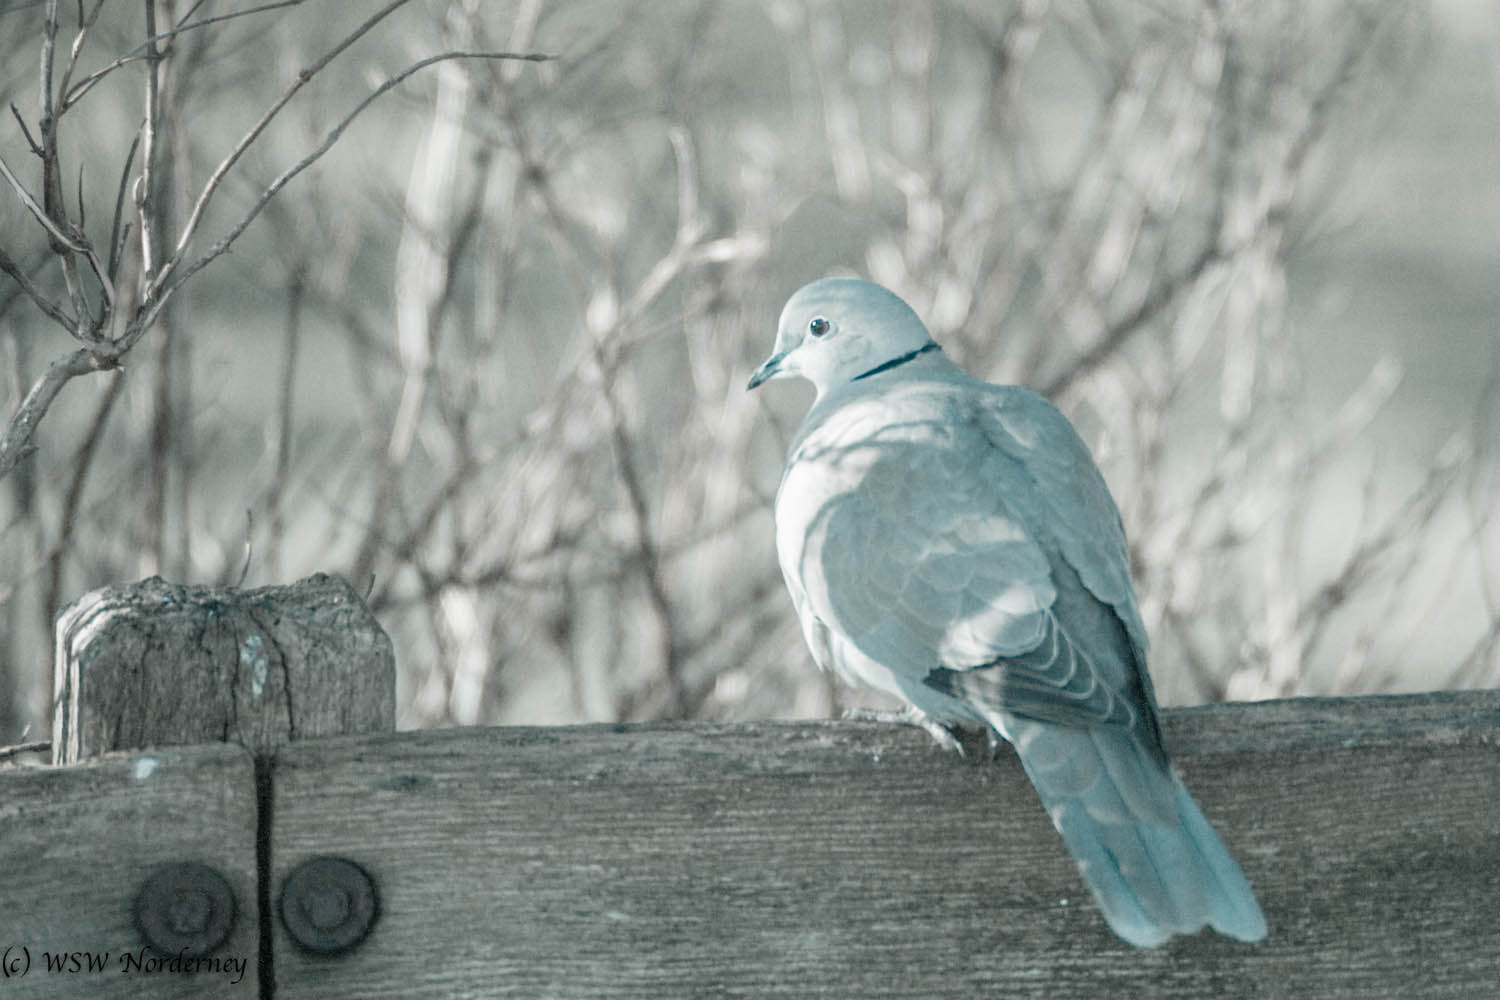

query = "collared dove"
(748, 277), (1267, 948)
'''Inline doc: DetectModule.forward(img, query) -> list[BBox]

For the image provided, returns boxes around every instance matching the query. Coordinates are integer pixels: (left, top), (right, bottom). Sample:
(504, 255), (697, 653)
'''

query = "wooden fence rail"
(3, 577), (1498, 998)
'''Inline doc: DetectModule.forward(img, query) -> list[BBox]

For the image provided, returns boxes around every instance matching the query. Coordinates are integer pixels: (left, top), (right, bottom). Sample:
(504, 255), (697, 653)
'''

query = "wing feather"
(779, 379), (1161, 748)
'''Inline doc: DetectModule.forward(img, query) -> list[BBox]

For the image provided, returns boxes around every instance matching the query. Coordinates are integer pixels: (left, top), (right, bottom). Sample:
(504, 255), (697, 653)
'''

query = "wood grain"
(51, 573), (394, 763)
(264, 690), (1500, 999)
(0, 744), (259, 998)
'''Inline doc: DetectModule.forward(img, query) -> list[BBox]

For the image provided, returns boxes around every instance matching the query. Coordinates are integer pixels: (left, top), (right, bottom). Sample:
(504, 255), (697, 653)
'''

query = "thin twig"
(0, 150), (89, 253)
(1043, 237), (1232, 399)
(604, 374), (684, 717)
(0, 741), (50, 762)
(1297, 440), (1464, 662)
(106, 132), (140, 279)
(153, 0), (427, 293)
(9, 102), (42, 155)
(265, 269), (304, 581)
(148, 48), (553, 325)
(53, 0), (108, 117)
(35, 2), (93, 328)
(61, 0), (306, 109)
(43, 367), (123, 630)
(0, 244), (73, 330)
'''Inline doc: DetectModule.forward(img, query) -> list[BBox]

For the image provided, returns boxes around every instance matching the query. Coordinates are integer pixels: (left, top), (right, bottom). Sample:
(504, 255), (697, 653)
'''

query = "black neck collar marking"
(851, 341), (941, 382)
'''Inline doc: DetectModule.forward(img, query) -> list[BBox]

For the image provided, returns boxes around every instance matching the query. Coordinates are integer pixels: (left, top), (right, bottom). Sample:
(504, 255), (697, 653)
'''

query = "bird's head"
(747, 278), (938, 398)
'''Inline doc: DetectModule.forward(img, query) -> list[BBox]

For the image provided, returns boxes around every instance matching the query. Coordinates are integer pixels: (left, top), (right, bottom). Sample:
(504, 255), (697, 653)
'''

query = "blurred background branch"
(2, 0), (1496, 744)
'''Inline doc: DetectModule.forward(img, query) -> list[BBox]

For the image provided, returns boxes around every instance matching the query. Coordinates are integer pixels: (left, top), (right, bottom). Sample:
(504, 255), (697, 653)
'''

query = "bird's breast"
(773, 391), (974, 592)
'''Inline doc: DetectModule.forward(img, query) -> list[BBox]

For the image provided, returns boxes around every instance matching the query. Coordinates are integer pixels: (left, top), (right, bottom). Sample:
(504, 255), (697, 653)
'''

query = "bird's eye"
(808, 316), (831, 337)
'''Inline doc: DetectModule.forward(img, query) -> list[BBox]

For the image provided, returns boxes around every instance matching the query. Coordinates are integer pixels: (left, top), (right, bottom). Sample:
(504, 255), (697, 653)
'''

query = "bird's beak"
(746, 351), (787, 391)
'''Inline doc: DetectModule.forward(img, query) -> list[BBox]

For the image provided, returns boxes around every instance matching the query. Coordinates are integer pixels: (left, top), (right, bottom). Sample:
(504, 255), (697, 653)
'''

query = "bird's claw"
(985, 726), (1006, 760)
(842, 705), (967, 755)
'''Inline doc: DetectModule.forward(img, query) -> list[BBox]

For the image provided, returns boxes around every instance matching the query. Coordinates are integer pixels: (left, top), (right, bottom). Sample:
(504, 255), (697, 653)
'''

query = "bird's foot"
(841, 705), (967, 755)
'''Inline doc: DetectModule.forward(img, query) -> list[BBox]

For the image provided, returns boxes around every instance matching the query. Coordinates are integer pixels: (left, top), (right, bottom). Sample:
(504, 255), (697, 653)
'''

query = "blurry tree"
(0, 0), (549, 738)
(2, 0), (1495, 746)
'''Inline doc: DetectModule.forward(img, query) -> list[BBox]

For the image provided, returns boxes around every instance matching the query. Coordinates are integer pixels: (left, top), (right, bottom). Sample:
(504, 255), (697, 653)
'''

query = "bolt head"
(279, 856), (378, 955)
(133, 862), (236, 958)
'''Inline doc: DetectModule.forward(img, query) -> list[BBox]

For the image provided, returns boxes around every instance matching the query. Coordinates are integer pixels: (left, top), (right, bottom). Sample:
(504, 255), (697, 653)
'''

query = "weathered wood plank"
(52, 574), (394, 764)
(0, 744), (259, 998)
(268, 689), (1500, 999)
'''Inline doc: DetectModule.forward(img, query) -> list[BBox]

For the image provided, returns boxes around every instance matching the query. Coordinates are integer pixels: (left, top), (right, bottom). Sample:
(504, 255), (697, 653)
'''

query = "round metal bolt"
(279, 856), (379, 955)
(133, 862), (236, 958)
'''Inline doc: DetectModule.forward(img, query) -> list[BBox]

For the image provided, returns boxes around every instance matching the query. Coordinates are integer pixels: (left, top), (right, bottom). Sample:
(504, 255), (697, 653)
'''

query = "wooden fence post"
(51, 573), (395, 764)
(10, 574), (1499, 997)
(0, 573), (396, 999)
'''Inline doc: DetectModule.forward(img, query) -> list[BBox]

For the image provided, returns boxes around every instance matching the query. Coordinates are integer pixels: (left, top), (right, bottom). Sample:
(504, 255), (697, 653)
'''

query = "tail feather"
(1007, 717), (1267, 947)
(1175, 783), (1268, 941)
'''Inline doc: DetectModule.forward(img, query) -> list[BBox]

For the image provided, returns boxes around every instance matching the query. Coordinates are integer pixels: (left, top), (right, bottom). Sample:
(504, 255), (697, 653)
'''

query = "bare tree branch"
(0, 150), (89, 254)
(0, 740), (50, 762)
(151, 0), (417, 291)
(52, 1), (109, 119)
(0, 244), (72, 330)
(148, 47), (553, 323)
(0, 348), (109, 481)
(1, 1), (1482, 738)
(137, 0), (164, 286)
(61, 0), (306, 110)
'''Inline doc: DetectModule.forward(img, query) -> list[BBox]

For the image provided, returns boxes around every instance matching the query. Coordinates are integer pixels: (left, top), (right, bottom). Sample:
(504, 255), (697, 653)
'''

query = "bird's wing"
(781, 379), (1158, 739)
(778, 376), (1265, 946)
